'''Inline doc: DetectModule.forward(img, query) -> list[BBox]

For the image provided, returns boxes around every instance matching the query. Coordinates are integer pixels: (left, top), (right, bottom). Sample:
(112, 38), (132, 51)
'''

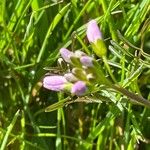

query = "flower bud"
(71, 81), (87, 96)
(64, 73), (78, 82)
(87, 73), (96, 82)
(72, 68), (87, 81)
(43, 75), (68, 91)
(70, 56), (82, 67)
(70, 50), (88, 67)
(57, 58), (68, 71)
(75, 50), (86, 57)
(60, 48), (74, 63)
(80, 56), (94, 67)
(87, 19), (102, 43)
(87, 19), (107, 57)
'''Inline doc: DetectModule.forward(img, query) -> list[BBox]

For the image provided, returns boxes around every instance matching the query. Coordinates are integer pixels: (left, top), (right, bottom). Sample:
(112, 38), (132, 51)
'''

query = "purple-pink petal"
(71, 81), (87, 96)
(43, 76), (67, 91)
(80, 56), (93, 67)
(60, 48), (74, 63)
(86, 19), (102, 43)
(43, 84), (64, 91)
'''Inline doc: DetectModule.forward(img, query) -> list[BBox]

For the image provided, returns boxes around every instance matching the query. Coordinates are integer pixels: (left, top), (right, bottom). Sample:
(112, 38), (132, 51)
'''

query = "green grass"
(0, 0), (150, 149)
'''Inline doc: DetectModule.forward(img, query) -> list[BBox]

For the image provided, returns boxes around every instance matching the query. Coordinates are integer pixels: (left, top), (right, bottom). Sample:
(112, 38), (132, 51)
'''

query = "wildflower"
(71, 81), (87, 96)
(60, 48), (74, 63)
(87, 19), (107, 57)
(80, 56), (94, 67)
(43, 75), (69, 91)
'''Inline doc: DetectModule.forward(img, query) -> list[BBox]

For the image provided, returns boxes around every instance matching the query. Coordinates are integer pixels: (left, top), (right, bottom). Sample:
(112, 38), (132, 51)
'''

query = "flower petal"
(43, 84), (64, 91)
(43, 76), (67, 91)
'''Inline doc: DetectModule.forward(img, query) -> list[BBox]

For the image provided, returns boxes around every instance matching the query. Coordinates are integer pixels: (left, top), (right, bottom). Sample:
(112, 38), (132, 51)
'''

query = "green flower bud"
(72, 68), (87, 81)
(70, 56), (82, 67)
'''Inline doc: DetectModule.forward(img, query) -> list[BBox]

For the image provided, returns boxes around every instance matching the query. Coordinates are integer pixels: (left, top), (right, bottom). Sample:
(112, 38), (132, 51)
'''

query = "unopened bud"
(60, 48), (74, 63)
(70, 56), (82, 67)
(71, 81), (87, 96)
(80, 56), (94, 67)
(87, 19), (102, 43)
(57, 58), (68, 71)
(72, 68), (87, 81)
(87, 73), (96, 82)
(64, 73), (78, 82)
(86, 19), (107, 57)
(75, 50), (86, 57)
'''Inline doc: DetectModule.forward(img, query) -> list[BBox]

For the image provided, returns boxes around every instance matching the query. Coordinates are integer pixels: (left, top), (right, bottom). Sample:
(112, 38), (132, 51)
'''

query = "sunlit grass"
(0, 0), (150, 149)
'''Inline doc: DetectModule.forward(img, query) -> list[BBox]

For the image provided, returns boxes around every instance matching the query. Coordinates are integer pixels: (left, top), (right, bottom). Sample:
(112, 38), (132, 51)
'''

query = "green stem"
(15, 80), (49, 149)
(64, 0), (93, 41)
(56, 93), (62, 150)
(101, 0), (118, 41)
(93, 60), (112, 86)
(75, 33), (91, 55)
(36, 3), (71, 63)
(102, 56), (117, 83)
(0, 110), (20, 150)
(109, 118), (114, 150)
(112, 84), (150, 108)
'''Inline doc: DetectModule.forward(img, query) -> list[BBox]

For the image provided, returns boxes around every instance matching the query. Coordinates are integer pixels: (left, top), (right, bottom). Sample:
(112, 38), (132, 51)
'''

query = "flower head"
(60, 48), (74, 63)
(43, 75), (68, 91)
(86, 19), (102, 43)
(71, 81), (87, 96)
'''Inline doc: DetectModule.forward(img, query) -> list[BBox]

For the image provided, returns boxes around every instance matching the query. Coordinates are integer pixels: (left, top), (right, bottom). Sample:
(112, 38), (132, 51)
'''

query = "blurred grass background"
(0, 0), (150, 149)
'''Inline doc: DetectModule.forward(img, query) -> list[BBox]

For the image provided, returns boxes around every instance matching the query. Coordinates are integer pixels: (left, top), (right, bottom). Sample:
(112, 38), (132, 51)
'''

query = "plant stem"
(101, 0), (118, 41)
(0, 110), (20, 150)
(112, 84), (150, 108)
(103, 56), (117, 83)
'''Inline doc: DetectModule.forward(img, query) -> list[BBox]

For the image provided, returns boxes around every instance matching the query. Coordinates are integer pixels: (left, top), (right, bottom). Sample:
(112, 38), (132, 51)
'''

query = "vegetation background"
(0, 0), (150, 149)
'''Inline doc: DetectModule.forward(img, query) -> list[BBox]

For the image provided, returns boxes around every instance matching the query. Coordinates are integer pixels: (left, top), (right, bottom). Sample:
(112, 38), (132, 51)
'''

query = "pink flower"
(71, 81), (87, 96)
(43, 75), (68, 91)
(86, 19), (102, 43)
(60, 48), (74, 63)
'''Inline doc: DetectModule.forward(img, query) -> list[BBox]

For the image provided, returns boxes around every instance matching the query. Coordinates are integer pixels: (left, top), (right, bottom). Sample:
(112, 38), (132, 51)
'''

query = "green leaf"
(37, 3), (71, 63)
(45, 97), (70, 112)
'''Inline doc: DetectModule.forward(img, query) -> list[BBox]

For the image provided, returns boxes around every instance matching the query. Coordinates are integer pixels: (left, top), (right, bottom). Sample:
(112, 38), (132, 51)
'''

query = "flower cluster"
(43, 19), (108, 96)
(43, 48), (95, 96)
(42, 19), (150, 109)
